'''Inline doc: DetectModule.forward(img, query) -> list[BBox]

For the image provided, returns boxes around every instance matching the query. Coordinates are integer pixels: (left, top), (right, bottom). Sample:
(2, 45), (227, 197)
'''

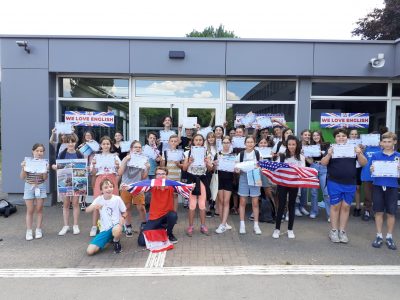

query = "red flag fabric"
(143, 229), (174, 253)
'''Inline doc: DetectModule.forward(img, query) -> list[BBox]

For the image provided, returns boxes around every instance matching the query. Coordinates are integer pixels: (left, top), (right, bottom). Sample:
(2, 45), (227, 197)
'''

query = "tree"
(352, 0), (400, 40)
(186, 24), (238, 38)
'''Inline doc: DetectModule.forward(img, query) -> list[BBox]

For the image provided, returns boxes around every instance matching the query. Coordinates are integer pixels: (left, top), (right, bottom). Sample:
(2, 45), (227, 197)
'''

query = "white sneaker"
(73, 225), (80, 235)
(215, 224), (227, 234)
(225, 223), (232, 230)
(295, 208), (302, 217)
(327, 217), (331, 223)
(89, 226), (98, 237)
(300, 207), (310, 216)
(285, 214), (289, 221)
(309, 213), (317, 219)
(239, 224), (246, 234)
(26, 229), (33, 241)
(272, 229), (280, 239)
(58, 226), (70, 236)
(253, 224), (262, 235)
(35, 228), (42, 239)
(288, 230), (295, 239)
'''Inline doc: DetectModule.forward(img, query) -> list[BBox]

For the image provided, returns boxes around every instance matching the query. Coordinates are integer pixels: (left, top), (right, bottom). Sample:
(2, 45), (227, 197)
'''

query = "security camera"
(15, 40), (30, 53)
(370, 53), (385, 68)
(16, 40), (28, 47)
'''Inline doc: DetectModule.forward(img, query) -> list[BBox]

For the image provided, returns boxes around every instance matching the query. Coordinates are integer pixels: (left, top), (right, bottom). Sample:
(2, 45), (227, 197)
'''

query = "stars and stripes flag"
(259, 161), (319, 188)
(125, 179), (194, 199)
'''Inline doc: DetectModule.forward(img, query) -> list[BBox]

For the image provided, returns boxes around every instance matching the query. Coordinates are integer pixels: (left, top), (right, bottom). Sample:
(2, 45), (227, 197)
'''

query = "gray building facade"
(1, 35), (399, 204)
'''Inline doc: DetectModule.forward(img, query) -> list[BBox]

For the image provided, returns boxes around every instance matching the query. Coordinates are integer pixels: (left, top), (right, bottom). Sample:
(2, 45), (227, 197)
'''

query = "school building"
(1, 35), (400, 204)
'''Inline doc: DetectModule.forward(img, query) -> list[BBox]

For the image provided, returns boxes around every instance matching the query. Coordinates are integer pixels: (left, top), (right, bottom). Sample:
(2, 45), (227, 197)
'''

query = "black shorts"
(218, 171), (234, 192)
(372, 185), (398, 215)
(356, 168), (362, 186)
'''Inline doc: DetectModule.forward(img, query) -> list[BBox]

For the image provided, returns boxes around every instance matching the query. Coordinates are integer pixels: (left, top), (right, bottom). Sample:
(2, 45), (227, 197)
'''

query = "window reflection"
(136, 80), (220, 99)
(312, 82), (387, 97)
(59, 78), (129, 99)
(227, 81), (296, 101)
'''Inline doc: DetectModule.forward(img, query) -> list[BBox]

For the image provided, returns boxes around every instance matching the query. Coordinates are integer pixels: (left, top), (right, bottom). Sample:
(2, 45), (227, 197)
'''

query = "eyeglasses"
(156, 173), (167, 176)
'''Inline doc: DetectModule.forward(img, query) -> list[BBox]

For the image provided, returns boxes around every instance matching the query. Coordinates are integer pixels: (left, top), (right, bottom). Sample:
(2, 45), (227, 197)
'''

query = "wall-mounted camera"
(15, 40), (31, 54)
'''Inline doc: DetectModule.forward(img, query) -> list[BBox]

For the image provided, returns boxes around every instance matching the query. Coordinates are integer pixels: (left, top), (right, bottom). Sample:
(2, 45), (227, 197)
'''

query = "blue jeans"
(310, 163), (330, 216)
(296, 188), (308, 210)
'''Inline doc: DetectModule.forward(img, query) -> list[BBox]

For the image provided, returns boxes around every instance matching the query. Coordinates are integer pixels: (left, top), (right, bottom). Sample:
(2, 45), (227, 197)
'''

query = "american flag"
(259, 161), (319, 188)
(125, 179), (194, 199)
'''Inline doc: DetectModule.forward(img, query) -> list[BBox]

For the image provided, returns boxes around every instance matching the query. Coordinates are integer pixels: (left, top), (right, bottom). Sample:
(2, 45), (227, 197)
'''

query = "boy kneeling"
(86, 179), (127, 255)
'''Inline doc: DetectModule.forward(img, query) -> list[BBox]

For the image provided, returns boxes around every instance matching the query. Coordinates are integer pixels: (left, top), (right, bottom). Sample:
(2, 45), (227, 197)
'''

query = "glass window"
(393, 83), (400, 97)
(227, 81), (296, 101)
(311, 100), (387, 143)
(59, 101), (129, 143)
(226, 103), (295, 132)
(138, 108), (179, 144)
(59, 78), (129, 99)
(136, 80), (220, 99)
(312, 82), (387, 97)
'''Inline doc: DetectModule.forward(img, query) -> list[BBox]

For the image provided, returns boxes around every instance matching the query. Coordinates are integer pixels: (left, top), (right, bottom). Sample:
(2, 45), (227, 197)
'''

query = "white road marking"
(1, 265), (400, 278)
(145, 251), (167, 268)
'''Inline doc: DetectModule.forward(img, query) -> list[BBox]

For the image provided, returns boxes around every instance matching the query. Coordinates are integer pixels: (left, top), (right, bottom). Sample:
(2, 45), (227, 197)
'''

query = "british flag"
(125, 179), (194, 199)
(259, 161), (319, 188)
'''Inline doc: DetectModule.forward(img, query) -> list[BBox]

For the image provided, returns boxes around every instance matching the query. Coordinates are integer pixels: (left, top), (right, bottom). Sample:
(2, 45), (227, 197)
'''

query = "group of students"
(20, 115), (400, 254)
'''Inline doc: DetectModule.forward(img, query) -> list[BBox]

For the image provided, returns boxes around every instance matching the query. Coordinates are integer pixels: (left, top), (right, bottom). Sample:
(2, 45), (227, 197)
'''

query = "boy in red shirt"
(138, 167), (178, 245)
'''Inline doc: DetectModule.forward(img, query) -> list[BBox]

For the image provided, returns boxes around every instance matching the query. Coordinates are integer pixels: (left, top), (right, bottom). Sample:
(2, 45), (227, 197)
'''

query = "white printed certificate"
(361, 134), (380, 146)
(256, 147), (272, 158)
(86, 140), (100, 152)
(302, 145), (321, 157)
(232, 136), (245, 149)
(253, 116), (272, 129)
(191, 146), (206, 166)
(127, 153), (148, 169)
(94, 154), (116, 173)
(372, 161), (399, 178)
(55, 122), (73, 134)
(217, 155), (236, 172)
(183, 117), (197, 129)
(24, 157), (48, 173)
(142, 145), (158, 160)
(347, 139), (362, 146)
(160, 130), (175, 143)
(332, 144), (356, 158)
(166, 149), (184, 162)
(120, 141), (131, 153)
(198, 127), (213, 139)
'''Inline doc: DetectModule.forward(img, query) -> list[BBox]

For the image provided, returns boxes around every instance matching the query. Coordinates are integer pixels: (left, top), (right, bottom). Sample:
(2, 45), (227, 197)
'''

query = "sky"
(0, 0), (385, 40)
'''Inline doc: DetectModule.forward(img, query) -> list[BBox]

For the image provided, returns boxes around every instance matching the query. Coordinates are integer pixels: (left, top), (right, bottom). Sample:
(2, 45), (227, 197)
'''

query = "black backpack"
(258, 197), (275, 223)
(239, 149), (260, 162)
(0, 199), (17, 218)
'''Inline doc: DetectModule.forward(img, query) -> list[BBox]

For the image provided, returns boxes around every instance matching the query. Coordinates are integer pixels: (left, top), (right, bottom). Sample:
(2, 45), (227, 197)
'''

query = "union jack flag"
(125, 179), (194, 199)
(259, 161), (319, 188)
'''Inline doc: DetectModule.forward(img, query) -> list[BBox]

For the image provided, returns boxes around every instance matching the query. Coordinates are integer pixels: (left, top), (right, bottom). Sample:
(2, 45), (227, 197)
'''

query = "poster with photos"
(56, 159), (88, 198)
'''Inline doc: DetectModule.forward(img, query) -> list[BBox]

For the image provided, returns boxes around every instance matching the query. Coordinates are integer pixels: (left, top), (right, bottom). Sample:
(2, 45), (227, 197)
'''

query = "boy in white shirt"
(86, 179), (127, 255)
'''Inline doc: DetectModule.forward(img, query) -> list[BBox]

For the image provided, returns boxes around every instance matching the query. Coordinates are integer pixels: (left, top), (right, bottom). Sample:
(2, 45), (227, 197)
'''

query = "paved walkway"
(1, 202), (399, 269)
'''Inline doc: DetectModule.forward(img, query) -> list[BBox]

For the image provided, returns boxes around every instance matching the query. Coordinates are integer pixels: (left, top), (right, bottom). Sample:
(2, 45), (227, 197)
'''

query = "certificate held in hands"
(232, 136), (245, 149)
(166, 149), (184, 162)
(361, 134), (380, 146)
(127, 153), (148, 169)
(217, 155), (236, 172)
(372, 161), (399, 178)
(191, 146), (206, 166)
(24, 157), (48, 173)
(303, 145), (321, 157)
(332, 144), (356, 158)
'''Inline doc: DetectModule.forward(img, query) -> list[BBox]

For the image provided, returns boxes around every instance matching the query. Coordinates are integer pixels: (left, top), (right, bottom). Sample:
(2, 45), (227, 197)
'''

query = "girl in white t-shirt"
(272, 135), (305, 240)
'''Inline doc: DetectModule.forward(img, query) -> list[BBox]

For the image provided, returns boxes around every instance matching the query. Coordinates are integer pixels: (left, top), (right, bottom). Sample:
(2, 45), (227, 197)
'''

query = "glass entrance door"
(135, 103), (222, 143)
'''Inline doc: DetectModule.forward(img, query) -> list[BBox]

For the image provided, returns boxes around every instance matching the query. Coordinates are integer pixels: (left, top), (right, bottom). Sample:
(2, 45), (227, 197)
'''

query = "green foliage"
(186, 24), (238, 38)
(352, 0), (400, 40)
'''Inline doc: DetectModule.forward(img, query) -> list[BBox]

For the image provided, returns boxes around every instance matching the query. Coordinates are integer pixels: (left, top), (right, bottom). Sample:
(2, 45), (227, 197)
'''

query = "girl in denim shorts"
(20, 143), (49, 241)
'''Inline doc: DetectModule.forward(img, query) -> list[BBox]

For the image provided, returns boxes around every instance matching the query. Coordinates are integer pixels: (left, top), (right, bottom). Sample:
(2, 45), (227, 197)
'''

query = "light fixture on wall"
(16, 40), (31, 54)
(169, 51), (185, 59)
(370, 53), (385, 68)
